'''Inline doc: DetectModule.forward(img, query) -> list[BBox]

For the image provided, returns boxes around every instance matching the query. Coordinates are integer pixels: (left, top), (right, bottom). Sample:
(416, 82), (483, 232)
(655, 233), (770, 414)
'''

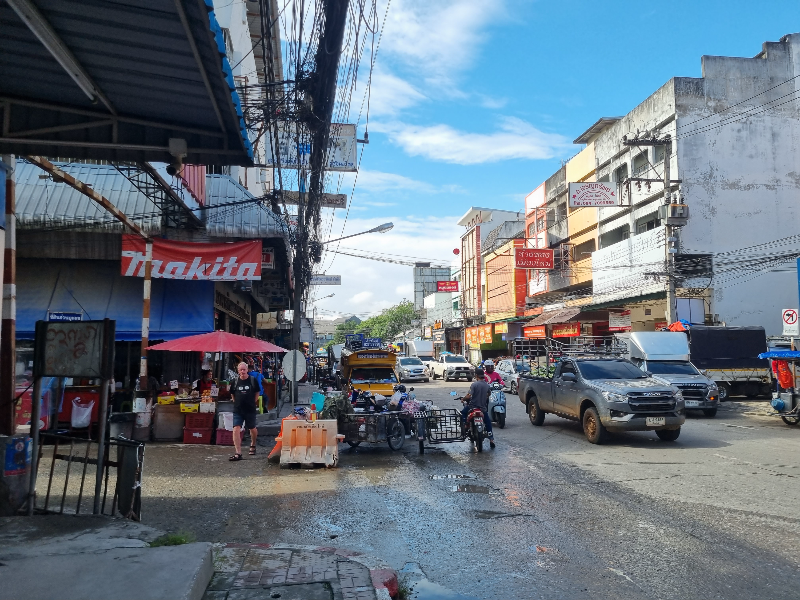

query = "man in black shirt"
(461, 368), (495, 449)
(230, 362), (259, 461)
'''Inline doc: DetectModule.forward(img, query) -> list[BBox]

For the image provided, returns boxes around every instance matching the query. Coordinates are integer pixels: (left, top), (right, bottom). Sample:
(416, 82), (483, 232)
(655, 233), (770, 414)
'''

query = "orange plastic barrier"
(276, 419), (343, 468)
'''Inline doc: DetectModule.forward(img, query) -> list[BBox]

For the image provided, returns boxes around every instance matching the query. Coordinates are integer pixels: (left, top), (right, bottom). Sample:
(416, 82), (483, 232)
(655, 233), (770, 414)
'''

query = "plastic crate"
(215, 428), (236, 446)
(183, 427), (212, 444)
(185, 412), (214, 429)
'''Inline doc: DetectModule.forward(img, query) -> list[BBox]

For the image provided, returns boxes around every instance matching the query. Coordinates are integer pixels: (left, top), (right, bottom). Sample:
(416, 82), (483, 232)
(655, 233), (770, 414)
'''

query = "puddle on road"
(430, 474), (475, 480)
(450, 484), (499, 494)
(401, 563), (478, 600)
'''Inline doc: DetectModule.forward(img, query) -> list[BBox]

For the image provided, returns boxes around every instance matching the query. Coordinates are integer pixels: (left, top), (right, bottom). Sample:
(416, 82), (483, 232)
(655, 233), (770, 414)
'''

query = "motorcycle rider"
(483, 360), (505, 386)
(461, 368), (495, 449)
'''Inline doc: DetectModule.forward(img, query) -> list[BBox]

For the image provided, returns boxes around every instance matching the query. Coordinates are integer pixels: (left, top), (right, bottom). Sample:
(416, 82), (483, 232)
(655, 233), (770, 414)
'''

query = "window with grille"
(636, 212), (660, 234)
(632, 153), (649, 176)
(614, 163), (629, 183)
(599, 225), (630, 248)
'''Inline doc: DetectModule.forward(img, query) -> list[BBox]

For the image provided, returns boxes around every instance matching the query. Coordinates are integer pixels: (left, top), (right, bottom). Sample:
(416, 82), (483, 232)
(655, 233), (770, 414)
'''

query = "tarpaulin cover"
(148, 331), (287, 353)
(16, 259), (213, 341)
(758, 351), (800, 360)
(689, 325), (768, 369)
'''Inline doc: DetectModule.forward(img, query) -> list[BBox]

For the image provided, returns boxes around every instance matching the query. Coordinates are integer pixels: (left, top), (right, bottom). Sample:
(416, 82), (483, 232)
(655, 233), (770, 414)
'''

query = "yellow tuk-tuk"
(340, 348), (399, 398)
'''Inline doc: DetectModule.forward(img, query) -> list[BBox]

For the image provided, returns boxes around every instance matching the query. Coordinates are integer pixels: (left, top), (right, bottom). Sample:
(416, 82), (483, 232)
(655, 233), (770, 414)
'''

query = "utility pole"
(622, 133), (683, 325)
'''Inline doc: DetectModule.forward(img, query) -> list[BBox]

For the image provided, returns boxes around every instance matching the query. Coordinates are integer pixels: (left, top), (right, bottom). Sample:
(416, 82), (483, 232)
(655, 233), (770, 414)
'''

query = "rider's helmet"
(483, 359), (494, 373)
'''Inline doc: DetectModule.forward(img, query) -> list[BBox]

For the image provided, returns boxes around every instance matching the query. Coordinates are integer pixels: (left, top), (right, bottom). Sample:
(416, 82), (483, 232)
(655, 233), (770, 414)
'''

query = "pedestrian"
(461, 367), (495, 449)
(229, 362), (259, 461)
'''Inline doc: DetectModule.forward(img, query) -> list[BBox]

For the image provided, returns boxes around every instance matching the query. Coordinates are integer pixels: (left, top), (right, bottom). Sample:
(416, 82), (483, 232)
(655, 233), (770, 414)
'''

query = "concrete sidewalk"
(206, 544), (398, 600)
(0, 516), (399, 600)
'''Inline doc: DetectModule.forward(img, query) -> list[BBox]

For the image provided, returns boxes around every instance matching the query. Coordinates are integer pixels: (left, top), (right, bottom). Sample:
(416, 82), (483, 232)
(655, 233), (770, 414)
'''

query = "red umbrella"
(148, 330), (288, 353)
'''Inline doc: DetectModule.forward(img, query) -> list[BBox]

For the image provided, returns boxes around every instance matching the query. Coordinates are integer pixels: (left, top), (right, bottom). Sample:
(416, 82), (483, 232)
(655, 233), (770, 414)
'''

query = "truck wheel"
(702, 407), (718, 418)
(582, 406), (607, 444)
(656, 427), (681, 441)
(717, 382), (731, 401)
(528, 396), (545, 426)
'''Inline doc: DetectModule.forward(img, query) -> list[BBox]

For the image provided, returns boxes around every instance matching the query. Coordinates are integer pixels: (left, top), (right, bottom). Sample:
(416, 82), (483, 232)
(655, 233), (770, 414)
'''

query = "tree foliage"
(329, 300), (417, 346)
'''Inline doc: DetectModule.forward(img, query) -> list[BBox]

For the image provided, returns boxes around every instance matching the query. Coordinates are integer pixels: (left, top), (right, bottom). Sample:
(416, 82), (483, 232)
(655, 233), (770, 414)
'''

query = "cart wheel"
(387, 421), (405, 450)
(781, 413), (800, 426)
(418, 440), (425, 454)
(346, 441), (361, 448)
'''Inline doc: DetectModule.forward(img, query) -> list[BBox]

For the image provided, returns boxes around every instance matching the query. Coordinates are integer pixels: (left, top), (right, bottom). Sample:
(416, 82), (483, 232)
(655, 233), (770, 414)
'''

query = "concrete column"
(0, 155), (15, 436)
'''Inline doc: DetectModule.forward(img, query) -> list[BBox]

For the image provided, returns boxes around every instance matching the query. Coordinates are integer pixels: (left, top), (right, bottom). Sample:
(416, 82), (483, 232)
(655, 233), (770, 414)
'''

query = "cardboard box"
(198, 402), (216, 413)
(180, 402), (199, 413)
(157, 396), (175, 405)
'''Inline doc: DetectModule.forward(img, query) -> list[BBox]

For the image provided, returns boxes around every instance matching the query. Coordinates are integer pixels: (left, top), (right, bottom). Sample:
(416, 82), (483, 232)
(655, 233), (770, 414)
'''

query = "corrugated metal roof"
(203, 174), (287, 238)
(15, 162), (286, 240)
(526, 307), (581, 326)
(15, 160), (163, 234)
(0, 0), (253, 165)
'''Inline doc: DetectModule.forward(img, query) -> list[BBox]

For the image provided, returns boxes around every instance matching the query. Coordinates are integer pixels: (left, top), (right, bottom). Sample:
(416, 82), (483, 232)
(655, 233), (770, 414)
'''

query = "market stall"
(144, 331), (287, 445)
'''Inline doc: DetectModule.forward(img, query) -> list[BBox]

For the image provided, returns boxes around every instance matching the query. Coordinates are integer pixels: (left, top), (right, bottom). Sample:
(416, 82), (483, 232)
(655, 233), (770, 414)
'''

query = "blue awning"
(0, 0), (253, 166)
(758, 351), (800, 360)
(16, 259), (213, 341)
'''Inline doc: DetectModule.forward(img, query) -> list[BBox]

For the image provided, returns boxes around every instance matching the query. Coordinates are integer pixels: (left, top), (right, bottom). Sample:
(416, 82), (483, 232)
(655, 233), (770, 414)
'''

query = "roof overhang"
(457, 207), (495, 227)
(573, 117), (623, 145)
(0, 0), (254, 166)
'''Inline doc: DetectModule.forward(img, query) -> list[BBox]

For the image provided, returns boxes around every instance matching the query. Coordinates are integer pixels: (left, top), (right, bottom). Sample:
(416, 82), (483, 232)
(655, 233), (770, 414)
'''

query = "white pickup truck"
(431, 355), (475, 381)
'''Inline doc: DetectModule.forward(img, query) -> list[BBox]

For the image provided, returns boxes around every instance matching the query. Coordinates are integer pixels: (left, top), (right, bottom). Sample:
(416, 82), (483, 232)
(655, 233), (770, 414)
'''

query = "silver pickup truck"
(517, 357), (686, 444)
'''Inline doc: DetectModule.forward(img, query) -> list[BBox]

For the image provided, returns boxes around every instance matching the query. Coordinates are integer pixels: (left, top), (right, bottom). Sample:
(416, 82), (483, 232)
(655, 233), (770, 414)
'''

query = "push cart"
(411, 408), (468, 454)
(338, 411), (406, 450)
(758, 351), (800, 426)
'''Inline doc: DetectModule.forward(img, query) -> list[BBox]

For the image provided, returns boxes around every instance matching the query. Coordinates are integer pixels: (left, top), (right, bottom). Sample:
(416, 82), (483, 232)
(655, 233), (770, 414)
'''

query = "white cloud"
(313, 215), (462, 316)
(354, 169), (436, 193)
(381, 0), (505, 86)
(364, 67), (427, 117)
(373, 117), (570, 165)
(351, 291), (374, 304)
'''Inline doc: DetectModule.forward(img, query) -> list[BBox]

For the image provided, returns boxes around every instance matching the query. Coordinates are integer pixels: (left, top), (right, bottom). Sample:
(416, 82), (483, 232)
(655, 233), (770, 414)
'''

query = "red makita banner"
(121, 236), (262, 280)
(515, 248), (554, 270)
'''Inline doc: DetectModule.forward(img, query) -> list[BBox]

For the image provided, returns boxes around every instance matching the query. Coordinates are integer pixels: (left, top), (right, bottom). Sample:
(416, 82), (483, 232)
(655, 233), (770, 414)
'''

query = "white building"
(586, 32), (800, 335)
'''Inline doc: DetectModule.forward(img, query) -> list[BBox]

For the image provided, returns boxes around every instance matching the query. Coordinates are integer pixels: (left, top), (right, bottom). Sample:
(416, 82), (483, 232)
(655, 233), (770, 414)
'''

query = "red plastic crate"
(183, 427), (212, 444)
(215, 428), (237, 446)
(184, 413), (214, 429)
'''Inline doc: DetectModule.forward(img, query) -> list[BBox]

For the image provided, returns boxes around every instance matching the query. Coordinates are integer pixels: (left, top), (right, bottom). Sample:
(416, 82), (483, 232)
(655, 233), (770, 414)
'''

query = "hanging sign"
(466, 327), (479, 347)
(310, 275), (342, 285)
(363, 337), (382, 349)
(552, 322), (581, 338)
(608, 310), (632, 332)
(782, 308), (799, 336)
(436, 281), (459, 292)
(478, 324), (493, 344)
(523, 325), (546, 339)
(264, 123), (357, 172)
(494, 323), (508, 334)
(48, 311), (82, 322)
(568, 182), (619, 207)
(121, 236), (262, 280)
(515, 248), (554, 270)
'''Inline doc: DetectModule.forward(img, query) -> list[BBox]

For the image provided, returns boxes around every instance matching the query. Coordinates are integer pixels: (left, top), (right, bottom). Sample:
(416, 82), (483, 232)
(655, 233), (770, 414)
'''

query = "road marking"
(608, 568), (635, 584)
(720, 423), (756, 429)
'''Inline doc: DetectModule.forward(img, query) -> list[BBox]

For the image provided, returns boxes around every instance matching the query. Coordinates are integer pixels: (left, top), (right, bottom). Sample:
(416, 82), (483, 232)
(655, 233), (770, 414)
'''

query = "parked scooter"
(488, 382), (506, 429)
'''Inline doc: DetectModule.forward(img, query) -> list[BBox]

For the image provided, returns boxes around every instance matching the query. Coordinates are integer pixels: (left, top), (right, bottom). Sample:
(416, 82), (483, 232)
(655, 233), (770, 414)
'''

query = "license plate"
(646, 417), (666, 427)
(685, 400), (701, 407)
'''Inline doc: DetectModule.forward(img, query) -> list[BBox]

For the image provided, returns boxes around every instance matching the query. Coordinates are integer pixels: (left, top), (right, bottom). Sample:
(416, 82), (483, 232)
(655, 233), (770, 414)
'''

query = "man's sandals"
(229, 453), (242, 461)
(249, 445), (256, 455)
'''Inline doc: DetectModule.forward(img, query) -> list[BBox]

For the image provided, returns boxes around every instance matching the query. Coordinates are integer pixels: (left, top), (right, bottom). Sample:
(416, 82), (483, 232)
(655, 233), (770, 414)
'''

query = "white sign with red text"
(569, 182), (619, 207)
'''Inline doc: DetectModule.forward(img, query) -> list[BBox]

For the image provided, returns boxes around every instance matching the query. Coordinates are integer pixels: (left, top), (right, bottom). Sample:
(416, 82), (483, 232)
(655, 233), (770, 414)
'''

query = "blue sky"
(312, 0), (799, 318)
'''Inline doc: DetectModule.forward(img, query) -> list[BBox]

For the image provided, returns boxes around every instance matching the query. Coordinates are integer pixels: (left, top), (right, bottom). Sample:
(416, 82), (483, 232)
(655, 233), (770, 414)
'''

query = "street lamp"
(322, 222), (393, 245)
(310, 293), (335, 352)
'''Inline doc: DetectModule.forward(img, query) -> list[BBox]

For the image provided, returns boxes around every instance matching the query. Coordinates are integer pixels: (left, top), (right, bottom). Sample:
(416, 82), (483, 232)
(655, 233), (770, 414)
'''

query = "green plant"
(149, 532), (195, 547)
(396, 575), (412, 600)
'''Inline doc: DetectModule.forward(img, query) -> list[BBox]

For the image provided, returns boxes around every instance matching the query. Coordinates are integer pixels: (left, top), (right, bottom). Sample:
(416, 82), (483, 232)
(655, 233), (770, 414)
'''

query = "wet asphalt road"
(143, 381), (800, 599)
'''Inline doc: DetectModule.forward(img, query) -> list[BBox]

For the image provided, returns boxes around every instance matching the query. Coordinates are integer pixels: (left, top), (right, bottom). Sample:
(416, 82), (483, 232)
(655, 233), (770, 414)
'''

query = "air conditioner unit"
(658, 203), (689, 226)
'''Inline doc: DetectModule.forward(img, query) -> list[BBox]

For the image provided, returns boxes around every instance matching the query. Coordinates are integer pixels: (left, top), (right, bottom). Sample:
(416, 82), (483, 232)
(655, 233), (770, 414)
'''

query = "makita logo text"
(121, 251), (260, 281)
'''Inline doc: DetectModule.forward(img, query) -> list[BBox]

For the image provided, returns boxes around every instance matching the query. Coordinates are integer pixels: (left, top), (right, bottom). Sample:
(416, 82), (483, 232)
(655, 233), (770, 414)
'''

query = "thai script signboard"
(515, 248), (554, 270)
(568, 182), (619, 207)
(436, 280), (459, 292)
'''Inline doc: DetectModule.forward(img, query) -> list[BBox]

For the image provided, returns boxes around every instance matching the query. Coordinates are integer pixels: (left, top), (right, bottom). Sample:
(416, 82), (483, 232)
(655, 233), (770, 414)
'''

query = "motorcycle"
(457, 394), (488, 452)
(488, 382), (506, 429)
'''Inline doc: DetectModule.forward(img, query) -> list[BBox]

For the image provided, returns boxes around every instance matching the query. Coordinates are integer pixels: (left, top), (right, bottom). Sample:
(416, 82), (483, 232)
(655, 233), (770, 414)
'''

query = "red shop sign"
(121, 235), (262, 280)
(552, 322), (581, 338)
(523, 325), (546, 339)
(515, 248), (554, 270)
(437, 280), (459, 292)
